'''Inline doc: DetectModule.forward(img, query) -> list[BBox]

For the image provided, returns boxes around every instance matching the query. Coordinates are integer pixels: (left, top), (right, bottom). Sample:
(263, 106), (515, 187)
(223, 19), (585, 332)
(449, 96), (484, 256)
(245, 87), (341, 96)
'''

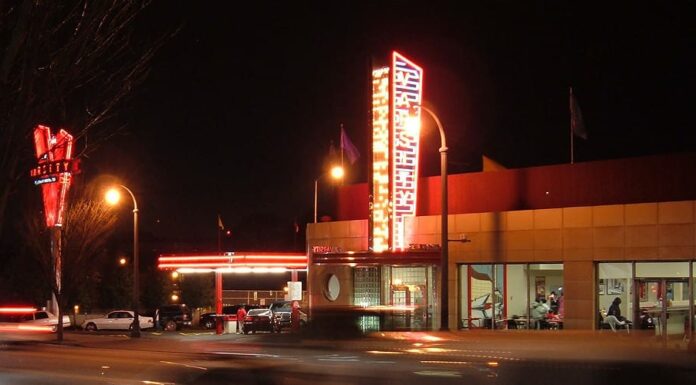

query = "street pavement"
(2, 328), (695, 384)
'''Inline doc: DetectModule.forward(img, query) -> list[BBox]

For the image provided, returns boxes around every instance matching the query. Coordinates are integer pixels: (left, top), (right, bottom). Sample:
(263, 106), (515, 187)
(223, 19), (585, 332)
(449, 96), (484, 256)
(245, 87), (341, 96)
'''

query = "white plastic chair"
(604, 315), (630, 333)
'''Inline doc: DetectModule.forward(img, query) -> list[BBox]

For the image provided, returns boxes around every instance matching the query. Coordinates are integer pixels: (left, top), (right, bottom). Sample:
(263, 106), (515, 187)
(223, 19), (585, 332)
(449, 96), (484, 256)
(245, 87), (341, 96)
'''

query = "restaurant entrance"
(635, 278), (691, 342)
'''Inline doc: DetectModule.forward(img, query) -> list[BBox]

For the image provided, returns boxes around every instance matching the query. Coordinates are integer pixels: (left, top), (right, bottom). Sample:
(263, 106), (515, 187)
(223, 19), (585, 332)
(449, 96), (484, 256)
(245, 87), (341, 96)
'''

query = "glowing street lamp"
(410, 104), (450, 330)
(314, 165), (344, 223)
(119, 257), (127, 266)
(105, 185), (141, 338)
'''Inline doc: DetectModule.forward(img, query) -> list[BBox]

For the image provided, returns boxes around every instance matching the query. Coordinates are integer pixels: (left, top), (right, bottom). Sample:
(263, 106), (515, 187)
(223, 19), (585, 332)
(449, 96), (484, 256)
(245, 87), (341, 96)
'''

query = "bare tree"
(0, 0), (175, 238)
(24, 185), (117, 342)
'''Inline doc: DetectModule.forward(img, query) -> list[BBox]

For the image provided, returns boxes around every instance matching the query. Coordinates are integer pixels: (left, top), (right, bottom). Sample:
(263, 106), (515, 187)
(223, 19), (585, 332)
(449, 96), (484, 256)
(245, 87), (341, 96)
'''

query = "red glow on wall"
(32, 125), (74, 227)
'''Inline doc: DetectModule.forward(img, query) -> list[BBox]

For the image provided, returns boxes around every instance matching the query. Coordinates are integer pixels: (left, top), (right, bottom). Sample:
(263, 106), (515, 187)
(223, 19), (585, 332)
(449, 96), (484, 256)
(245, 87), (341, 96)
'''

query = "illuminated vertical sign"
(32, 125), (74, 227)
(371, 67), (391, 252)
(391, 52), (423, 250)
(370, 52), (423, 252)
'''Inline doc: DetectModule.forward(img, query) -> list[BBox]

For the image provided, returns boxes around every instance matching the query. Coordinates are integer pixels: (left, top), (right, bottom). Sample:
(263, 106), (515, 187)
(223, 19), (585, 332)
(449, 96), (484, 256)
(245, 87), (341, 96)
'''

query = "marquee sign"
(391, 52), (423, 250)
(32, 125), (75, 227)
(370, 52), (423, 252)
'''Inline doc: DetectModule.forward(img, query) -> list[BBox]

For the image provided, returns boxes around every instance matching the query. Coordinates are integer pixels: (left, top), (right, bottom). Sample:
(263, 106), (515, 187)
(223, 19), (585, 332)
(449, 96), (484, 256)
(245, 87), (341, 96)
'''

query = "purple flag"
(340, 127), (360, 164)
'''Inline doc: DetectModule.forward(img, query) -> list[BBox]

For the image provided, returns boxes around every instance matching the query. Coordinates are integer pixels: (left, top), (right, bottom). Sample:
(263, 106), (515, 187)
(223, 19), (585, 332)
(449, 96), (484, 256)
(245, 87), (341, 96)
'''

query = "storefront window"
(458, 263), (563, 330)
(597, 263), (633, 328)
(602, 261), (692, 340)
(528, 264), (564, 330)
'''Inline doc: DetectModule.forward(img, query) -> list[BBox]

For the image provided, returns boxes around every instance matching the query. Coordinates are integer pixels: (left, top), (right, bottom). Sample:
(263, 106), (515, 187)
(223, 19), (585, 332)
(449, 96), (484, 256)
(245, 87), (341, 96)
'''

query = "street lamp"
(314, 165), (344, 223)
(105, 185), (141, 338)
(409, 104), (449, 330)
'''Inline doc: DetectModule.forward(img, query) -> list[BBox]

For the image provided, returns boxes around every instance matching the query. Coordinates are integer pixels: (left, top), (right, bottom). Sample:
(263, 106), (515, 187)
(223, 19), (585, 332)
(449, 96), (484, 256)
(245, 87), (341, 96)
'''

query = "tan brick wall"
(307, 200), (696, 331)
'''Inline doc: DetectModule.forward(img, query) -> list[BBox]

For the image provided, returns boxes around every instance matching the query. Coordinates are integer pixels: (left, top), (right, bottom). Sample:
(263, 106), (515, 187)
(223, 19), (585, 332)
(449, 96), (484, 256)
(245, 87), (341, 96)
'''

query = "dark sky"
(89, 1), (695, 252)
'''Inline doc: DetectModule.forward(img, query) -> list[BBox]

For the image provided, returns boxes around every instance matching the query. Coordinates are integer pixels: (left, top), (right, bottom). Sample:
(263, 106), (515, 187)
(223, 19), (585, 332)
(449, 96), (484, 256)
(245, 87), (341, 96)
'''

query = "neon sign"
(158, 252), (308, 272)
(391, 52), (423, 250)
(32, 125), (74, 227)
(371, 66), (391, 252)
(369, 52), (423, 252)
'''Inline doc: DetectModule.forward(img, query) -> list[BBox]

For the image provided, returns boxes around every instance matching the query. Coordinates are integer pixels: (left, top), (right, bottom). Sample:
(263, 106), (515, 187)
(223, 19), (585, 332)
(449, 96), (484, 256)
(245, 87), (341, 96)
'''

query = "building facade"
(307, 153), (696, 339)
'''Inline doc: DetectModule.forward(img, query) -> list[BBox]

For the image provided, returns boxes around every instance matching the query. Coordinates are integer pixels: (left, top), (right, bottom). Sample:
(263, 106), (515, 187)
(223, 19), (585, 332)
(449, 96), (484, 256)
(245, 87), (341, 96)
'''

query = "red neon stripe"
(0, 307), (37, 313)
(158, 263), (308, 269)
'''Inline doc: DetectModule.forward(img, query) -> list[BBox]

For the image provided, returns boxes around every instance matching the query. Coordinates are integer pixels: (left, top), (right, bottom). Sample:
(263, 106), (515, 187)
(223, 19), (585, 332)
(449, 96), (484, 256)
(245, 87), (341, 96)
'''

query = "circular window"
(326, 274), (340, 301)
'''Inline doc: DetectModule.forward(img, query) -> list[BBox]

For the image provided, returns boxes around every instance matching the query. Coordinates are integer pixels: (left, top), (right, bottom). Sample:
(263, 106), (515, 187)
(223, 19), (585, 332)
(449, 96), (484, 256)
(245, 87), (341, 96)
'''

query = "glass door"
(636, 278), (690, 342)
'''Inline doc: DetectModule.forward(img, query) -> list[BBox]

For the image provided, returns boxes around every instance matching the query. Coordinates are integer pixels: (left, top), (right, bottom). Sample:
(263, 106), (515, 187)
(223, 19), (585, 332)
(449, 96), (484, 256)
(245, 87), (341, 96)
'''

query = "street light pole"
(417, 105), (449, 331)
(108, 185), (140, 338)
(314, 166), (345, 224)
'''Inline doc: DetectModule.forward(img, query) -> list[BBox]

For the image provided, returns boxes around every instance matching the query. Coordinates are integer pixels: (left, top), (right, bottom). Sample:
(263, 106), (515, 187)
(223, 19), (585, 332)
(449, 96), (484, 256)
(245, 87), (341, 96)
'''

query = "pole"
(570, 87), (574, 164)
(313, 179), (318, 223)
(440, 142), (449, 331)
(132, 202), (140, 338)
(418, 105), (449, 331)
(216, 216), (223, 335)
(51, 226), (63, 340)
(119, 185), (141, 338)
(215, 272), (223, 335)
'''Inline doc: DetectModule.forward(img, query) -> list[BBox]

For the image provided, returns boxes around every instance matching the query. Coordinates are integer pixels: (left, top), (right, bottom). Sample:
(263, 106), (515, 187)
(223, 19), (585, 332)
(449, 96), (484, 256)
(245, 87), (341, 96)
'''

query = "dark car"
(242, 308), (277, 334)
(156, 304), (192, 331)
(199, 305), (260, 329)
(199, 312), (217, 329)
(269, 301), (307, 331)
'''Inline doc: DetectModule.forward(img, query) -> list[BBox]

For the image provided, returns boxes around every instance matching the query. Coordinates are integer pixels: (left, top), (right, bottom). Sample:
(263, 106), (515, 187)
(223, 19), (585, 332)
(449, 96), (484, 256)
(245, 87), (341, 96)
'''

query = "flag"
(569, 87), (588, 140)
(340, 126), (360, 165)
(217, 214), (224, 230)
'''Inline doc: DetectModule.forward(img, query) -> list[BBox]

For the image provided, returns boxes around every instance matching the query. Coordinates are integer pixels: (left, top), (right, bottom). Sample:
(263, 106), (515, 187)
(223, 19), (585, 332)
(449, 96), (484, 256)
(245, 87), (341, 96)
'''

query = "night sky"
(88, 1), (695, 255)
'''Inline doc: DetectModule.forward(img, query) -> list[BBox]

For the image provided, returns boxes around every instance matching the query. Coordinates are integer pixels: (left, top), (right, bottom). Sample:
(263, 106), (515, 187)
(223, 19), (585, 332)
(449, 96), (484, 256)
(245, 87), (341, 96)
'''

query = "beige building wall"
(307, 201), (696, 330)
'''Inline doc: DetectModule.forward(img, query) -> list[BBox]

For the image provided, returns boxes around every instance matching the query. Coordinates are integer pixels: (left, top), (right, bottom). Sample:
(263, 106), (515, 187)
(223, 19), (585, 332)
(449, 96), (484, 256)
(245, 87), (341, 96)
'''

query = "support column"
(215, 271), (223, 335)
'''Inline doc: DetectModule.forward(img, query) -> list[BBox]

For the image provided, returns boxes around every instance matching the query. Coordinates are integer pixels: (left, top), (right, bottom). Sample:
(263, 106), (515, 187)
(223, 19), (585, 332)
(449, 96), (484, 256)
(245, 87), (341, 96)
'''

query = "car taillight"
(245, 316), (253, 321)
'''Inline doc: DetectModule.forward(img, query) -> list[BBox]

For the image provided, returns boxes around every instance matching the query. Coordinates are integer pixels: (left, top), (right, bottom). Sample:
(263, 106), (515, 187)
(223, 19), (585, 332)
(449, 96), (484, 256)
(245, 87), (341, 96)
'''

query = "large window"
(458, 263), (564, 330)
(598, 261), (694, 340)
(598, 262), (633, 325)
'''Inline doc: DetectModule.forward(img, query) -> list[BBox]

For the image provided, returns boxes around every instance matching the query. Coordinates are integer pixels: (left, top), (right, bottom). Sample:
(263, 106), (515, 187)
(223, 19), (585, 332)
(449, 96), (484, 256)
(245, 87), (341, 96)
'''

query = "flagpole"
(217, 214), (221, 253)
(570, 87), (574, 164)
(340, 123), (345, 171)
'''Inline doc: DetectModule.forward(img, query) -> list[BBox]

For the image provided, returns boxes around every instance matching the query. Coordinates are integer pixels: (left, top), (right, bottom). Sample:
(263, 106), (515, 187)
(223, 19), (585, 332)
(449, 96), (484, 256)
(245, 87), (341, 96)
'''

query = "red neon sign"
(158, 252), (308, 271)
(32, 125), (74, 227)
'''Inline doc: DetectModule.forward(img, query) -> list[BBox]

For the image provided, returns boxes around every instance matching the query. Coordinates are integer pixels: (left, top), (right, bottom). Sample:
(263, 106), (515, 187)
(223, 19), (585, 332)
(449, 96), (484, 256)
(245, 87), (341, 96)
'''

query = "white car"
(82, 310), (154, 331)
(16, 310), (71, 332)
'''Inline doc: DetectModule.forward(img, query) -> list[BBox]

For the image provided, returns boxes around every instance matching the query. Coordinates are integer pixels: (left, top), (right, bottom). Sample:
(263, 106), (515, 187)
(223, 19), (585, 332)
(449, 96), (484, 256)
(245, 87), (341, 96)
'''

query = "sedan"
(199, 312), (218, 329)
(0, 309), (71, 333)
(82, 310), (154, 331)
(242, 308), (277, 334)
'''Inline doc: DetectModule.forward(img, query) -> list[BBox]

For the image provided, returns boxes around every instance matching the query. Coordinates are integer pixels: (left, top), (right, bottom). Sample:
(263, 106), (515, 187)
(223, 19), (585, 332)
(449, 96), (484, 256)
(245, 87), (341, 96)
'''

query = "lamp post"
(106, 185), (141, 338)
(410, 104), (449, 330)
(313, 165), (345, 223)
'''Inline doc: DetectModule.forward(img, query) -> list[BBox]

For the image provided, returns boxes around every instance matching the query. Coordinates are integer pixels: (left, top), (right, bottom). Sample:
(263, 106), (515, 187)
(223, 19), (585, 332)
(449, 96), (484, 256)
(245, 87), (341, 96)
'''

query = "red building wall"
(337, 153), (696, 220)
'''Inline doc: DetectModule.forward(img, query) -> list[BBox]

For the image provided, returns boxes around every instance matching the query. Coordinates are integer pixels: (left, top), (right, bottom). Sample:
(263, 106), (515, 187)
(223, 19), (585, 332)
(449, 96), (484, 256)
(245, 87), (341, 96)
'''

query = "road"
(0, 329), (694, 384)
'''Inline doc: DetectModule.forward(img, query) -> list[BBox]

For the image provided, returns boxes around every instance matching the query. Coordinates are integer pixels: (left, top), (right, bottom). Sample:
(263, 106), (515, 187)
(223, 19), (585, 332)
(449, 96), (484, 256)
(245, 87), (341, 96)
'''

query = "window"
(459, 263), (564, 330)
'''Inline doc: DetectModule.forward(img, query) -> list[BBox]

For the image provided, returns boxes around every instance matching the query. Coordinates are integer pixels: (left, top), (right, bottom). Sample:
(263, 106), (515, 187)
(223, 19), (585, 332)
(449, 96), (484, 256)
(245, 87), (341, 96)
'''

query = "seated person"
(531, 299), (550, 329)
(607, 297), (631, 325)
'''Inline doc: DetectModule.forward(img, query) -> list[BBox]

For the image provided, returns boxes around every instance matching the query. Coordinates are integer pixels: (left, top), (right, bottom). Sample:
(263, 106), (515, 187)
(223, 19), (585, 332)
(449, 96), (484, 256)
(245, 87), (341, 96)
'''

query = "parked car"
(82, 310), (154, 331)
(0, 309), (71, 332)
(156, 304), (192, 331)
(199, 312), (217, 329)
(242, 308), (277, 334)
(269, 301), (307, 331)
(199, 304), (260, 329)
